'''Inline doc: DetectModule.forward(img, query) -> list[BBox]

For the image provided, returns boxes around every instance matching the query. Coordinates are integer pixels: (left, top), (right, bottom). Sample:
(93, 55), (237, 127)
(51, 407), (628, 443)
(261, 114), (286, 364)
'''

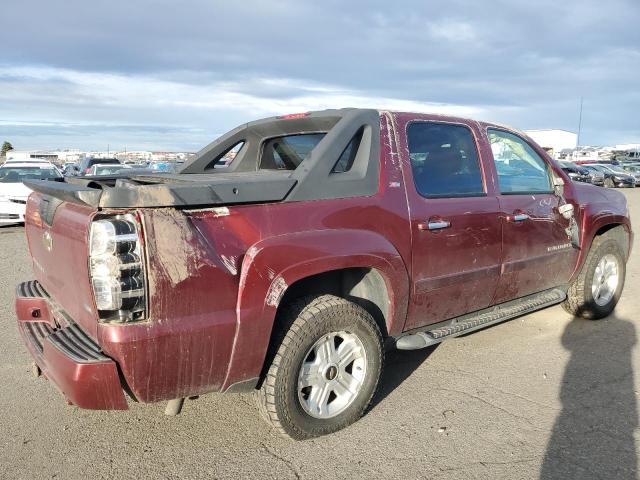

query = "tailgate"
(25, 192), (100, 339)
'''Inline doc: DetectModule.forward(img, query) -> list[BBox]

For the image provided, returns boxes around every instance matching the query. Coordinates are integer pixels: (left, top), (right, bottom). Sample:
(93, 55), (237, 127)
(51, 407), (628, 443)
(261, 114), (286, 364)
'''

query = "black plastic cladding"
(23, 108), (381, 208)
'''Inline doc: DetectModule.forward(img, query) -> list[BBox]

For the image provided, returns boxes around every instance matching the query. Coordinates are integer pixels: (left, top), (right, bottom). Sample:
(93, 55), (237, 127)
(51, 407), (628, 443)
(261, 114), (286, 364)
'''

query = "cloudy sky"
(1, 0), (638, 151)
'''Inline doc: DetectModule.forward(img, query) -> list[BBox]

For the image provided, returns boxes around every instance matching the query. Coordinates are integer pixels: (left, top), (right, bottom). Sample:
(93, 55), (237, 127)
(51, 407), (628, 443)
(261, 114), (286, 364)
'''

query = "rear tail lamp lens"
(89, 214), (146, 322)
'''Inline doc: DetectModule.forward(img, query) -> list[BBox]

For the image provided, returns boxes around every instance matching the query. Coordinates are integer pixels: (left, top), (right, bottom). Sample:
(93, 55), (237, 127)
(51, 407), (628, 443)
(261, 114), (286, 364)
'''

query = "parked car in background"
(622, 164), (640, 175)
(87, 164), (133, 176)
(593, 164), (637, 187)
(582, 164), (635, 188)
(0, 162), (63, 224)
(62, 163), (81, 176)
(618, 164), (640, 184)
(16, 109), (633, 439)
(558, 161), (593, 184)
(78, 157), (121, 175)
(586, 168), (605, 186)
(149, 161), (179, 173)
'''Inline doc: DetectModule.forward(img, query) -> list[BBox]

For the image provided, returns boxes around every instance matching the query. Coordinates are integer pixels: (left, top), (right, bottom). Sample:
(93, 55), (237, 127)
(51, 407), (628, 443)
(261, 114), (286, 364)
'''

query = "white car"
(0, 162), (63, 225)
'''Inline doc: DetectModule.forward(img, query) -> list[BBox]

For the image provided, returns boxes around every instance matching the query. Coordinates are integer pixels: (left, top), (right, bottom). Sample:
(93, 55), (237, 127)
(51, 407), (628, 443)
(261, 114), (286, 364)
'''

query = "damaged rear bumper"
(15, 280), (128, 410)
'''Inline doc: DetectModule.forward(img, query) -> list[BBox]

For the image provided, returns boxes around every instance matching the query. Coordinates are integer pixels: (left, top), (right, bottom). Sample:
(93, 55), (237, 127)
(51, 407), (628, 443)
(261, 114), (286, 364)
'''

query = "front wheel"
(604, 177), (615, 188)
(257, 295), (383, 439)
(563, 235), (626, 319)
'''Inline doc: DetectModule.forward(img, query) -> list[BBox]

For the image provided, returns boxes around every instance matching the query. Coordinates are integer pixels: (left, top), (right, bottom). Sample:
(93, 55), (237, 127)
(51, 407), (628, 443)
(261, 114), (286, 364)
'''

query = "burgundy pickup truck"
(16, 109), (632, 439)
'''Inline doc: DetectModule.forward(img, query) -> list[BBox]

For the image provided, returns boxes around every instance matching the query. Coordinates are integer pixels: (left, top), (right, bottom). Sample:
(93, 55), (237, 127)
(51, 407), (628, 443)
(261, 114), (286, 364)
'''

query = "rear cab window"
(406, 122), (485, 198)
(260, 133), (326, 170)
(258, 129), (365, 172)
(487, 129), (552, 194)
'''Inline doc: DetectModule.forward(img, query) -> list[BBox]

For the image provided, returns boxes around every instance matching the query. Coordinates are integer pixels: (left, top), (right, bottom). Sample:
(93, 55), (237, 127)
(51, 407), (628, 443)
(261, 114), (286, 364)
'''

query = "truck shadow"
(540, 314), (638, 479)
(368, 345), (439, 410)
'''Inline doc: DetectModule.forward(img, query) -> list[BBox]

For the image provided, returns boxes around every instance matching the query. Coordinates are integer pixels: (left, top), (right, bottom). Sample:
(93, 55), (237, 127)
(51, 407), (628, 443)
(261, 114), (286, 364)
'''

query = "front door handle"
(507, 213), (529, 222)
(418, 219), (451, 231)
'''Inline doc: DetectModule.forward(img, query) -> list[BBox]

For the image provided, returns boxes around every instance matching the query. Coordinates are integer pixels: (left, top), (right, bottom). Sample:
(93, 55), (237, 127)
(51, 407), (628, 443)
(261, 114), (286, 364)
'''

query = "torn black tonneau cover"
(25, 171), (297, 208)
(23, 108), (381, 209)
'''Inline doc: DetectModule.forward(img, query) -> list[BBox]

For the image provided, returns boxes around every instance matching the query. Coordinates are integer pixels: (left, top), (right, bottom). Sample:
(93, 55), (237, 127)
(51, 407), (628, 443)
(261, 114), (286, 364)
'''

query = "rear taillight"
(89, 214), (146, 322)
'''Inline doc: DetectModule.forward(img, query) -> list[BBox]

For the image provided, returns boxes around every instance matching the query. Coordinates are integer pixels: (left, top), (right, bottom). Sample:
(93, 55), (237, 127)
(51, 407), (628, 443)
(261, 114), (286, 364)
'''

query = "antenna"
(576, 97), (583, 148)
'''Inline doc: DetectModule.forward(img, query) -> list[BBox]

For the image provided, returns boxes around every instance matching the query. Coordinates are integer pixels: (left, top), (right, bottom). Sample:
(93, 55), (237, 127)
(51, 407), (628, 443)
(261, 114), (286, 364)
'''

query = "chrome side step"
(395, 288), (566, 350)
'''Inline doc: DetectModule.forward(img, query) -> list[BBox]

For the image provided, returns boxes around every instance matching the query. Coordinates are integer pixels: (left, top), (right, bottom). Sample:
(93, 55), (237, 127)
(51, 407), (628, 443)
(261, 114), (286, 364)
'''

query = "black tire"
(563, 235), (626, 319)
(604, 177), (615, 188)
(256, 294), (384, 440)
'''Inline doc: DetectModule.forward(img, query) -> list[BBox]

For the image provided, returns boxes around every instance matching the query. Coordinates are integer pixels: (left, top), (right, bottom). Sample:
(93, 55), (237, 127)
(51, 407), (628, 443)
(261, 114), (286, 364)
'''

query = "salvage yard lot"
(1, 189), (639, 480)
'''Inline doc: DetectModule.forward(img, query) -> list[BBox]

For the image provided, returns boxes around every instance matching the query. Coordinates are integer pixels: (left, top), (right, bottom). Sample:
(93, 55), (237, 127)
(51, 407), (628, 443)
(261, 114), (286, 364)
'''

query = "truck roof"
(24, 108), (527, 209)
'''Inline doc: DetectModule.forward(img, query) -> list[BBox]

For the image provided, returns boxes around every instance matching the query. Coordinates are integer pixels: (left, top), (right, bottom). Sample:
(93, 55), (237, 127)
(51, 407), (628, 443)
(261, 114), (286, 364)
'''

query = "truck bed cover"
(25, 171), (297, 208)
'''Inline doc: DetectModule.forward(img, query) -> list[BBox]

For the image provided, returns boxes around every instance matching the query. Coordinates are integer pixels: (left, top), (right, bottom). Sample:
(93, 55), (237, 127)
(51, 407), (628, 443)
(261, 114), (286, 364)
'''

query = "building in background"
(52, 150), (83, 164)
(5, 150), (60, 164)
(116, 151), (153, 163)
(524, 129), (578, 159)
(3, 148), (196, 167)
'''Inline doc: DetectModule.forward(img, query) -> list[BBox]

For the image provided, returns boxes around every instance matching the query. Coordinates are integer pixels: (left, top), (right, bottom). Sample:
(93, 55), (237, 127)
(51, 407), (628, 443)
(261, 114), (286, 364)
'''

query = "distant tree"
(1, 141), (13, 157)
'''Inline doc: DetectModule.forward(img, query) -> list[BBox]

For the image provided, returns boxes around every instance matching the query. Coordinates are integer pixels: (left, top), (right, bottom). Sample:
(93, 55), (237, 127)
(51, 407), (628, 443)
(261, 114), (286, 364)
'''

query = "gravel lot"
(1, 189), (639, 480)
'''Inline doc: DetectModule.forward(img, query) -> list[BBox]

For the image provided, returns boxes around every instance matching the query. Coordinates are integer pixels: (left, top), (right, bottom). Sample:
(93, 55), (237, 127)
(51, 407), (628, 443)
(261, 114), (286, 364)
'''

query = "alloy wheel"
(297, 331), (367, 419)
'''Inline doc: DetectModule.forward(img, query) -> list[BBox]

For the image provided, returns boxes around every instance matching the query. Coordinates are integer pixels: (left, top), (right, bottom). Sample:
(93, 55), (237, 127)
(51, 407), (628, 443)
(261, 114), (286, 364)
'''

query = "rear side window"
(260, 133), (326, 170)
(209, 141), (245, 169)
(488, 129), (552, 194)
(407, 122), (484, 198)
(332, 128), (364, 173)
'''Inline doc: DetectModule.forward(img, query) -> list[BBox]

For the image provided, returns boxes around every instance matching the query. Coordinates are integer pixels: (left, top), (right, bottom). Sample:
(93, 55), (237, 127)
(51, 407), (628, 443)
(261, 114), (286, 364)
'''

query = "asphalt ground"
(1, 189), (639, 480)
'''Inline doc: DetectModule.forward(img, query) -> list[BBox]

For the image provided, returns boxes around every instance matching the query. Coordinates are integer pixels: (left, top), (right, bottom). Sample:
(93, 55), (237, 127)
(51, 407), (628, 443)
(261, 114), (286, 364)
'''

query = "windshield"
(0, 166), (62, 183)
(93, 165), (128, 175)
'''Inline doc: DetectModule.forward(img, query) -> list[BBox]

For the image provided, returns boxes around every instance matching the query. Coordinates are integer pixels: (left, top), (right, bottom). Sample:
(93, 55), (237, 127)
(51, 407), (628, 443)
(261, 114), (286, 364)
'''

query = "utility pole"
(576, 97), (584, 148)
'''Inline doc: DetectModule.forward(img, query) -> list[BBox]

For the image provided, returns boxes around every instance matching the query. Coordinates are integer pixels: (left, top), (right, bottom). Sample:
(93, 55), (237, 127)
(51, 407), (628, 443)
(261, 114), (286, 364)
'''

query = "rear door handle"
(418, 219), (451, 231)
(507, 213), (529, 222)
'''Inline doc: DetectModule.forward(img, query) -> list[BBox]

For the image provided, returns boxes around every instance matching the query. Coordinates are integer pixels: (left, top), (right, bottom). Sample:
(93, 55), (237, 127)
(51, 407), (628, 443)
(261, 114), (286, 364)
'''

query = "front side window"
(260, 133), (326, 170)
(488, 129), (552, 194)
(407, 122), (484, 198)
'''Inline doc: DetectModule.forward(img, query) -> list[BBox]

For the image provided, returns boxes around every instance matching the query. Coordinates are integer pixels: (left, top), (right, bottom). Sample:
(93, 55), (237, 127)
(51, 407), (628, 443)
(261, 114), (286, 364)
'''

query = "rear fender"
(221, 229), (409, 390)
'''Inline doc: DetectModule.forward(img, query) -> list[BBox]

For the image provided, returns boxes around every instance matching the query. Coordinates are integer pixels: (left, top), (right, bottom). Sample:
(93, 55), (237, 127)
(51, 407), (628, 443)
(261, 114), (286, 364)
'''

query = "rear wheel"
(604, 177), (615, 188)
(563, 235), (626, 319)
(257, 295), (384, 439)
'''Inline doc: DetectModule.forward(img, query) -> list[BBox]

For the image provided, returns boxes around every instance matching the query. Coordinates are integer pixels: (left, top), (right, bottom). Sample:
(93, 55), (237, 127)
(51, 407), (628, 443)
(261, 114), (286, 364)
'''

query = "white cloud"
(0, 66), (483, 119)
(428, 19), (479, 43)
